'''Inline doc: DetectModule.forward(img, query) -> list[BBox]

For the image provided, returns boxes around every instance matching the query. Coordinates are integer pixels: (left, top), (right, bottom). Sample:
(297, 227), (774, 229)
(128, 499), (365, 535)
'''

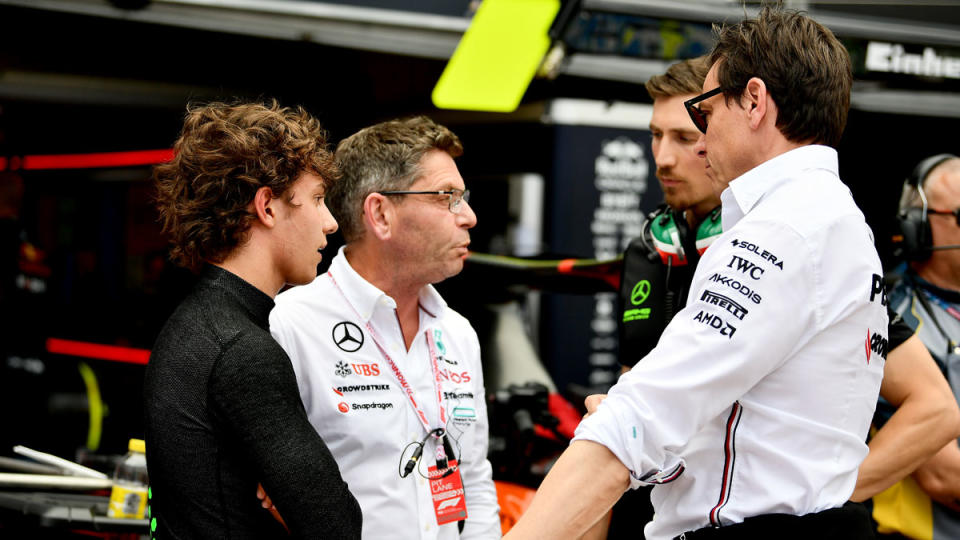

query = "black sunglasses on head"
(683, 87), (723, 134)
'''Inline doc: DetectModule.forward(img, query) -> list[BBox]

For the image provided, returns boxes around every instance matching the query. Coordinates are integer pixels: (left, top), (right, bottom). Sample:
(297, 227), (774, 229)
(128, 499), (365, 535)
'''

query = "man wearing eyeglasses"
(269, 116), (500, 540)
(873, 154), (960, 539)
(506, 8), (886, 540)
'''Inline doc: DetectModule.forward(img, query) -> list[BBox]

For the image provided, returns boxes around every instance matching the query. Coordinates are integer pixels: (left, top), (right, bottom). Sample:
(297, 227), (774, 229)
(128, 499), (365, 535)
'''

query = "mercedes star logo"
(332, 321), (364, 353)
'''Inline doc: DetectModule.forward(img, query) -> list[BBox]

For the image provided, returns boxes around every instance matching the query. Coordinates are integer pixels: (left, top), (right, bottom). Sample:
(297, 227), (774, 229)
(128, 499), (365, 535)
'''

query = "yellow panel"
(873, 475), (933, 540)
(432, 0), (560, 112)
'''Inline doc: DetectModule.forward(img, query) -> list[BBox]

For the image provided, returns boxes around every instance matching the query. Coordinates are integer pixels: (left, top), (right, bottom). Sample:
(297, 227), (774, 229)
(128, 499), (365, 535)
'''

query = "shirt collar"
(720, 145), (839, 231)
(908, 270), (960, 304)
(327, 246), (446, 322)
(200, 264), (275, 330)
(417, 282), (446, 319)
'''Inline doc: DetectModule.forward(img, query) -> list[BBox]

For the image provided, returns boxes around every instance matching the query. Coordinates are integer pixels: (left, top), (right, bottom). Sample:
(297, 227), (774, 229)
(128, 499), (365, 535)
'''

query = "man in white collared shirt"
(505, 8), (886, 540)
(269, 116), (500, 540)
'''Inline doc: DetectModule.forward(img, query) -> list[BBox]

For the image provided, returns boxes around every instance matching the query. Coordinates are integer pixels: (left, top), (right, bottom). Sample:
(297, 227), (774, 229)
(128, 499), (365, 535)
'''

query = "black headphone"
(893, 153), (959, 261)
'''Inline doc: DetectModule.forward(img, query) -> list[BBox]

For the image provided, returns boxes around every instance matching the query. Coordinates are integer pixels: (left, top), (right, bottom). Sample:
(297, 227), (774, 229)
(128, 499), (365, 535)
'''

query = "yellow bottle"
(107, 438), (149, 519)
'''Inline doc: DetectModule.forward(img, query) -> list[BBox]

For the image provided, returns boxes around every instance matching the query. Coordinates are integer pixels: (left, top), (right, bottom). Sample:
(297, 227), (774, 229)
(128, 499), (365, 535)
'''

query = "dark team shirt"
(144, 265), (361, 539)
(618, 206), (707, 368)
(875, 271), (956, 431)
(887, 307), (914, 351)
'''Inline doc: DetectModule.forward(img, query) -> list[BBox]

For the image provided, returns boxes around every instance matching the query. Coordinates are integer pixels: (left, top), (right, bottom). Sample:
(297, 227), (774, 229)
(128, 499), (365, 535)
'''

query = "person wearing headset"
(872, 154), (960, 539)
(268, 117), (501, 540)
(589, 55), (721, 540)
(592, 57), (960, 540)
(617, 56), (722, 371)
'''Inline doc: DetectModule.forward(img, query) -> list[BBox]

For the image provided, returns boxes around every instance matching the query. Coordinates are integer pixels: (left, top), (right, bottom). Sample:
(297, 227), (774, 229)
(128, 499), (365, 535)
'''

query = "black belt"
(673, 502), (874, 540)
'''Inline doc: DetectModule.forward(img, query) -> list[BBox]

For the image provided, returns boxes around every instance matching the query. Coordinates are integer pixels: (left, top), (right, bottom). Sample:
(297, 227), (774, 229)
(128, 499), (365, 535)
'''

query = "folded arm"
(852, 334), (960, 501)
(211, 336), (362, 539)
(913, 441), (960, 512)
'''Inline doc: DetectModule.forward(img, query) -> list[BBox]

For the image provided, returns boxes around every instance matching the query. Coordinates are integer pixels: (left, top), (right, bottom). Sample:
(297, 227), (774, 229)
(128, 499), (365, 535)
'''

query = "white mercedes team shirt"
(575, 145), (887, 539)
(270, 250), (500, 540)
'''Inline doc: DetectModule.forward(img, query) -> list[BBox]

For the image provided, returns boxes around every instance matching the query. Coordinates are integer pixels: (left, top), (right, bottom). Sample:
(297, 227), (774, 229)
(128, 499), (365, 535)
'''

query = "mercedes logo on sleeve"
(332, 321), (364, 352)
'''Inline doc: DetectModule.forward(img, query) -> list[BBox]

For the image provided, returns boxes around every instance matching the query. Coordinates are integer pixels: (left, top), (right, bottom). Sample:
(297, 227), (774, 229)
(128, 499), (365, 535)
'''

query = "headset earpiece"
(695, 207), (723, 251)
(894, 207), (931, 261)
(894, 153), (959, 261)
(649, 210), (686, 266)
(649, 206), (724, 266)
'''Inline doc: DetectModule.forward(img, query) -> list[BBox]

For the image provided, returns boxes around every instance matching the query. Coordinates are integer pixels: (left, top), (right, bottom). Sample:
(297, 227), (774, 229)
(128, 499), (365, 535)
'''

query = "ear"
(251, 186), (277, 228)
(743, 77), (770, 131)
(362, 192), (393, 240)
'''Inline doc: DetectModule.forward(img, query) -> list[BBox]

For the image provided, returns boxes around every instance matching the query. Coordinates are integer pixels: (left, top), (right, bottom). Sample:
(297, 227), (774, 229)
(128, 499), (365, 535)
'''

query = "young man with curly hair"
(144, 101), (361, 539)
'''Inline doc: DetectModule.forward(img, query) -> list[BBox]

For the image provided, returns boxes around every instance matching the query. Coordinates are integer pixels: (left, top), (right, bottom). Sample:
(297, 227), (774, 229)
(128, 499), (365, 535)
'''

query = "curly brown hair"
(155, 100), (339, 272)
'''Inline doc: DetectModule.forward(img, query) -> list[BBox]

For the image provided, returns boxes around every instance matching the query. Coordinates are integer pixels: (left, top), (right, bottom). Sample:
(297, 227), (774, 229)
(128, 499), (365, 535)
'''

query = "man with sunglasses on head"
(872, 154), (960, 539)
(506, 8), (887, 540)
(269, 116), (500, 540)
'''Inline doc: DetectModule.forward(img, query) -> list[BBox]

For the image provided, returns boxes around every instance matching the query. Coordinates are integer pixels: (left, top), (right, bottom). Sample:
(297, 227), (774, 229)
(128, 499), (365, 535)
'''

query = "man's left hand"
(583, 394), (608, 420)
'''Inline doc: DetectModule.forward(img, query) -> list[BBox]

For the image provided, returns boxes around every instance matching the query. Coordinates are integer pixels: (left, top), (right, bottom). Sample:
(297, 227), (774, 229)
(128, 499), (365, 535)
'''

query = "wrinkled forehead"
(409, 150), (465, 190)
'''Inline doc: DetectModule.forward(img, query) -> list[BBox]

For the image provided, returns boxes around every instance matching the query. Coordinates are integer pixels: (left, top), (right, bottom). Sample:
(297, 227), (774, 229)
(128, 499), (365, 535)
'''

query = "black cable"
(400, 428), (445, 478)
(399, 441), (424, 479)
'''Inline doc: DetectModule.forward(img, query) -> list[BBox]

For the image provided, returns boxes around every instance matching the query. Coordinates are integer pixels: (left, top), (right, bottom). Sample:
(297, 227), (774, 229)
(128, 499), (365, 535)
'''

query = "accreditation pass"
(428, 460), (468, 525)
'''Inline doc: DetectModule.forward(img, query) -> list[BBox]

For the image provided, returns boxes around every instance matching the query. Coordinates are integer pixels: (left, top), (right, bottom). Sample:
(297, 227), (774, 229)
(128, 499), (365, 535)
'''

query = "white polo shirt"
(270, 250), (500, 540)
(575, 145), (887, 539)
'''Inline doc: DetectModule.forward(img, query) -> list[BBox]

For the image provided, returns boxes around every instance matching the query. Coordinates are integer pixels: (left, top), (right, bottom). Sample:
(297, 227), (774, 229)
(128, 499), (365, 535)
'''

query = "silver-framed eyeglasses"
(378, 188), (471, 214)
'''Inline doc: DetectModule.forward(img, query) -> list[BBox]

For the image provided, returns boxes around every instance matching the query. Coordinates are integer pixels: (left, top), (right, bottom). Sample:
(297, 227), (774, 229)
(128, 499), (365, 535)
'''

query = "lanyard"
(915, 288), (960, 359)
(921, 288), (960, 324)
(328, 271), (448, 436)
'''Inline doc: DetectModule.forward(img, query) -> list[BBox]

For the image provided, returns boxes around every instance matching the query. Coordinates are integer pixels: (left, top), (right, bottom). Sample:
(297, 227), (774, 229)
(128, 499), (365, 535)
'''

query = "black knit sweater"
(144, 265), (361, 539)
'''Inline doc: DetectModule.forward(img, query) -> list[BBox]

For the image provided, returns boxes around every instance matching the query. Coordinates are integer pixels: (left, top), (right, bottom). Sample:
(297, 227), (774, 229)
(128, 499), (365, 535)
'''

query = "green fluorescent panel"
(432, 0), (560, 112)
